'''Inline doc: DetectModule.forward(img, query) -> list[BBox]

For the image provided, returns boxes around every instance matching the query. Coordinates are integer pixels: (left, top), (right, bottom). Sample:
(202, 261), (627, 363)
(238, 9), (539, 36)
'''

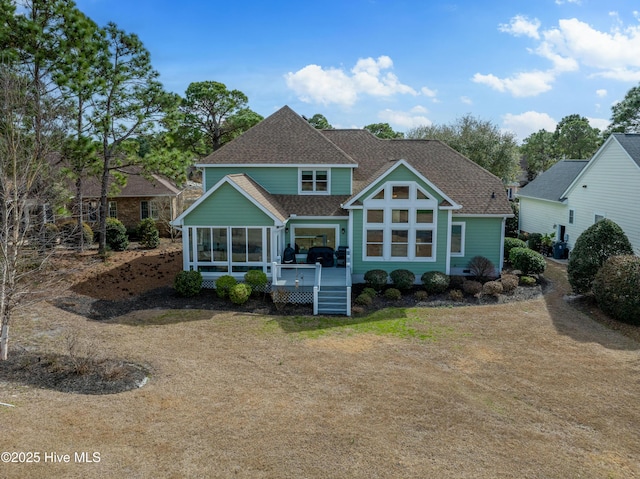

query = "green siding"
(449, 216), (503, 271)
(183, 183), (274, 226)
(205, 167), (299, 194)
(203, 166), (352, 195)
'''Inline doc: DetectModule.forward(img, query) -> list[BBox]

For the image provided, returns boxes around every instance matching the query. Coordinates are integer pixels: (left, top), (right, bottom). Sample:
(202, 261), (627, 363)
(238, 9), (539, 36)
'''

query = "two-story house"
(171, 106), (512, 314)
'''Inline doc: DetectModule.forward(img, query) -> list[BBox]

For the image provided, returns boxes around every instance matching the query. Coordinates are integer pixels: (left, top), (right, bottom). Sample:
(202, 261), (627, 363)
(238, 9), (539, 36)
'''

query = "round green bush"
(137, 217), (160, 249)
(384, 288), (402, 300)
(592, 255), (640, 324)
(215, 275), (238, 298)
(174, 270), (203, 297)
(364, 269), (388, 291)
(421, 271), (450, 294)
(105, 217), (129, 251)
(520, 275), (537, 286)
(509, 247), (546, 275)
(527, 233), (543, 253)
(229, 283), (252, 305)
(504, 237), (527, 260)
(567, 219), (634, 294)
(244, 270), (268, 291)
(390, 269), (415, 291)
(355, 293), (373, 306)
(362, 287), (377, 298)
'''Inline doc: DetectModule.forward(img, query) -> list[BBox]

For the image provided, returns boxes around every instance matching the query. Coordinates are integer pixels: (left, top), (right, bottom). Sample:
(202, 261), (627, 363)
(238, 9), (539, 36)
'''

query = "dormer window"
(299, 169), (329, 194)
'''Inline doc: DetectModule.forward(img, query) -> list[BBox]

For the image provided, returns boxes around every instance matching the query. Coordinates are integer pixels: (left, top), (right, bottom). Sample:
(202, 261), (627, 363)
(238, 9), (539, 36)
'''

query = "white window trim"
(450, 222), (465, 257)
(298, 168), (331, 195)
(594, 212), (606, 223)
(191, 226), (272, 275)
(141, 200), (159, 220)
(290, 224), (340, 251)
(362, 182), (437, 262)
(568, 209), (575, 225)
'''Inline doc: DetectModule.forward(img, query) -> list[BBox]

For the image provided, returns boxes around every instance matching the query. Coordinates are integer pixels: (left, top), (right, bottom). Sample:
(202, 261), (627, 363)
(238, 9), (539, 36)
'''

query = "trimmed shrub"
(462, 280), (482, 296)
(384, 288), (402, 300)
(105, 217), (129, 251)
(527, 233), (543, 253)
(468, 256), (495, 282)
(355, 293), (373, 306)
(500, 273), (519, 293)
(509, 247), (546, 275)
(215, 275), (237, 298)
(229, 283), (252, 305)
(504, 237), (527, 260)
(362, 287), (377, 298)
(482, 280), (503, 297)
(567, 219), (634, 294)
(592, 255), (640, 324)
(244, 270), (268, 291)
(415, 290), (429, 301)
(364, 269), (388, 291)
(520, 275), (537, 286)
(138, 218), (160, 249)
(174, 270), (203, 297)
(421, 271), (450, 294)
(390, 269), (415, 291)
(449, 289), (464, 302)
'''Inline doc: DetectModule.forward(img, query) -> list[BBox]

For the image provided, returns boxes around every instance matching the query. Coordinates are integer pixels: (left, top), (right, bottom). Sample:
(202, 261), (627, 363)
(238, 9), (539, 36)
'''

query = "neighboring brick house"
(79, 166), (189, 236)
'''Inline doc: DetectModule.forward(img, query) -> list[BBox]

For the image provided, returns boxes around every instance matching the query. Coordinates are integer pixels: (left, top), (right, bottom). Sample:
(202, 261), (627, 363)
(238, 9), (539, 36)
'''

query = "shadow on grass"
(543, 260), (640, 351)
(274, 307), (410, 333)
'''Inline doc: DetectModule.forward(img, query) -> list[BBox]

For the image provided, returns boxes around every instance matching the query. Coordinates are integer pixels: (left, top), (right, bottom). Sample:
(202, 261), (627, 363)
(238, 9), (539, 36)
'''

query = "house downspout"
(445, 209), (452, 275)
(499, 217), (507, 274)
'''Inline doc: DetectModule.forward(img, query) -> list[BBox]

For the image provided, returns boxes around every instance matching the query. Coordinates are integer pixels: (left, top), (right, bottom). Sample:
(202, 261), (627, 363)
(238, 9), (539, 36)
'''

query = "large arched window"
(363, 183), (437, 261)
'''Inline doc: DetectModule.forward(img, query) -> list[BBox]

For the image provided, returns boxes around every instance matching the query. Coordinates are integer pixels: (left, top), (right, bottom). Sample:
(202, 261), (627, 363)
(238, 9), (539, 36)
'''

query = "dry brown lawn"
(1, 245), (640, 478)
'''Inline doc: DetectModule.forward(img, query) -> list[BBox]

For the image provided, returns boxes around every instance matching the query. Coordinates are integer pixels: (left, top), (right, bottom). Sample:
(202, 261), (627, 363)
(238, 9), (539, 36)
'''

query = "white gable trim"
(342, 159), (461, 210)
(171, 175), (285, 227)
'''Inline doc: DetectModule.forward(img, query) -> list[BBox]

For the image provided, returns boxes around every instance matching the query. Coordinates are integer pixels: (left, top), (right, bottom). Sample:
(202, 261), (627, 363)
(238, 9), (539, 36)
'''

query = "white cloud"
(421, 86), (438, 100)
(596, 89), (607, 97)
(587, 116), (610, 131)
(502, 111), (557, 142)
(460, 96), (473, 105)
(499, 15), (541, 40)
(472, 70), (555, 97)
(477, 13), (640, 97)
(285, 56), (417, 107)
(378, 108), (432, 129)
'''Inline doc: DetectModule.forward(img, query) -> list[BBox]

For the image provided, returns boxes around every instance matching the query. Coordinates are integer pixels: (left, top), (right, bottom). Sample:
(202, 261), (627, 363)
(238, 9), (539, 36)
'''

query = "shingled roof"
(199, 106), (512, 217)
(518, 160), (588, 202)
(322, 130), (511, 215)
(79, 165), (182, 198)
(198, 105), (356, 167)
(612, 133), (640, 168)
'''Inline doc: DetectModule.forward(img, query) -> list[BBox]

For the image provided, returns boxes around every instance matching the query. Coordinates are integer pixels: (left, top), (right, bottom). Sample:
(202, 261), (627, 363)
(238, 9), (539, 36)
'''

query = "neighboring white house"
(518, 133), (640, 255)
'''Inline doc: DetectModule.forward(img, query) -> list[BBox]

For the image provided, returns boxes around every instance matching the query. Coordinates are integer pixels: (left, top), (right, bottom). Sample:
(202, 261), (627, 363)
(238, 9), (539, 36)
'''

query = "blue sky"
(74, 0), (640, 142)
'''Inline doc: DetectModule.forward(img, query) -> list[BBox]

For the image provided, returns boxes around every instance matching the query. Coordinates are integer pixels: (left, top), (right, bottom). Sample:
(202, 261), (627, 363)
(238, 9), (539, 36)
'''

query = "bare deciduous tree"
(0, 65), (64, 360)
